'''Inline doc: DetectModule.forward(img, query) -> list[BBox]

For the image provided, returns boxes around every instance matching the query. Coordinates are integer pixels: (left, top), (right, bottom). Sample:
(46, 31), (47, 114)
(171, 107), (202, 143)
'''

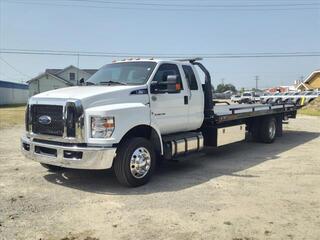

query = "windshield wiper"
(100, 80), (127, 85)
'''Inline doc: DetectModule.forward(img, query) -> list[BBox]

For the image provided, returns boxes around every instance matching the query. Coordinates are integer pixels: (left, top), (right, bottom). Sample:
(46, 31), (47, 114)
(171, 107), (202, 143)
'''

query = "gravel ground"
(0, 116), (319, 240)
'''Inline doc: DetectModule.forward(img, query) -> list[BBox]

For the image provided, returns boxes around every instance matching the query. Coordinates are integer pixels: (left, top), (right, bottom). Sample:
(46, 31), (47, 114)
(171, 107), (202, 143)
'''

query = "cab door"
(150, 63), (189, 135)
(182, 65), (204, 130)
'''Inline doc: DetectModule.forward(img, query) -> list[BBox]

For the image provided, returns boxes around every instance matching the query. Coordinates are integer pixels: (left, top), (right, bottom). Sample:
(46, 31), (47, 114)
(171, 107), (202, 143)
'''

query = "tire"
(113, 137), (156, 187)
(259, 117), (277, 143)
(275, 99), (282, 104)
(40, 163), (64, 172)
(266, 98), (272, 104)
(249, 121), (261, 142)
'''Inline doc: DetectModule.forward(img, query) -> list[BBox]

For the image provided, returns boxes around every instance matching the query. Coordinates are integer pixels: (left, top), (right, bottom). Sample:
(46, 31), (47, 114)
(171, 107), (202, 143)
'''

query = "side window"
(69, 72), (75, 81)
(153, 63), (183, 90)
(182, 65), (198, 90)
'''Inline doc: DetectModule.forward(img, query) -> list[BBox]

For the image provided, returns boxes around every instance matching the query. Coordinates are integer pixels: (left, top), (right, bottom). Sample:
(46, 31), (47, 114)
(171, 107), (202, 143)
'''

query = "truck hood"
(31, 85), (149, 109)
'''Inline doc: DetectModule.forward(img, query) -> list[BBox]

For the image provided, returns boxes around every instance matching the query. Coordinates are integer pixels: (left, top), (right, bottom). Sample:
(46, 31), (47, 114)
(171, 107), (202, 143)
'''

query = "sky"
(0, 0), (319, 89)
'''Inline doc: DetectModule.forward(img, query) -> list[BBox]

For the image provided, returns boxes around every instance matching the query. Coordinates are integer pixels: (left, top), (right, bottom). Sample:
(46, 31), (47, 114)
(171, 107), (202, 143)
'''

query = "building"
(0, 80), (28, 105)
(27, 65), (98, 97)
(265, 85), (295, 93)
(296, 70), (320, 91)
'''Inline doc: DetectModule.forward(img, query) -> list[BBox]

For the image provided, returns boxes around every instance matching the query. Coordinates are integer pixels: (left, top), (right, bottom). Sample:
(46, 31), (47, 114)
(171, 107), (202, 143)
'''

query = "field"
(0, 105), (26, 129)
(0, 106), (320, 239)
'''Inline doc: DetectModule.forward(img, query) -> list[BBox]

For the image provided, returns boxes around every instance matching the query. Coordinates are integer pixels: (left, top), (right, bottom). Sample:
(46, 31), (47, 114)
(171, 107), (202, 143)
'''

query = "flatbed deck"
(213, 103), (297, 124)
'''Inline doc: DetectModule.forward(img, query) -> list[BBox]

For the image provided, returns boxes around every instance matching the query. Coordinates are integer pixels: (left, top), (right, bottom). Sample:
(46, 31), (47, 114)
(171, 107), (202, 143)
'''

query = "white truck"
(21, 58), (297, 187)
(238, 91), (261, 104)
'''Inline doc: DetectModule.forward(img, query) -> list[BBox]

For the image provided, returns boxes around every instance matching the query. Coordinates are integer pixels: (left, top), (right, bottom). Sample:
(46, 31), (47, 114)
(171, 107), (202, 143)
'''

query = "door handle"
(184, 96), (188, 105)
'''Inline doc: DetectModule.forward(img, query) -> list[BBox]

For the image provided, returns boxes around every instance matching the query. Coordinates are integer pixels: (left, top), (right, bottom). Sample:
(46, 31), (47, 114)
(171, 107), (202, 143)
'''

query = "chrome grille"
(31, 105), (64, 136)
(26, 100), (84, 143)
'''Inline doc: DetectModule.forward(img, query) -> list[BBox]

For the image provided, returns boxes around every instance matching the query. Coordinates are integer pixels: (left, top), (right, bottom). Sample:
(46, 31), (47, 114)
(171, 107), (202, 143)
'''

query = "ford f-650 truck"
(21, 58), (297, 187)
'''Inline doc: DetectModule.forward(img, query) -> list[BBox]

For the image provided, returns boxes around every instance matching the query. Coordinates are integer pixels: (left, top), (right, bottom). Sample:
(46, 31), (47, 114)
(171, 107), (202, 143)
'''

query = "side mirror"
(150, 75), (181, 94)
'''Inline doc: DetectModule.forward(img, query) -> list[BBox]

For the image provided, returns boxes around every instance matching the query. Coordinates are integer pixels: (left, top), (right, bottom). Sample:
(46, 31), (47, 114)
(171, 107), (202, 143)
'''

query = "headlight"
(91, 116), (115, 138)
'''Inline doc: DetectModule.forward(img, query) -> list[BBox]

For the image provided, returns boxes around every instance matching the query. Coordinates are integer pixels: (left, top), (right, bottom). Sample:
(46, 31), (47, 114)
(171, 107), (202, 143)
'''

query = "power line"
(60, 0), (320, 8)
(0, 56), (31, 78)
(1, 48), (320, 59)
(3, 0), (319, 11)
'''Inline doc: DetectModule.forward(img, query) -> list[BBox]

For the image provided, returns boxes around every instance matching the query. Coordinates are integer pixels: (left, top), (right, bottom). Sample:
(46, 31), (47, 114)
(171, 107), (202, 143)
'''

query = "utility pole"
(77, 53), (80, 85)
(221, 78), (225, 85)
(255, 76), (259, 90)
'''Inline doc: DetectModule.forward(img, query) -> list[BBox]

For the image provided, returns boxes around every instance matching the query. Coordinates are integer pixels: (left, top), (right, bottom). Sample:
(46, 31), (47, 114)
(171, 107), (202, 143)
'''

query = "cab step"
(162, 132), (204, 160)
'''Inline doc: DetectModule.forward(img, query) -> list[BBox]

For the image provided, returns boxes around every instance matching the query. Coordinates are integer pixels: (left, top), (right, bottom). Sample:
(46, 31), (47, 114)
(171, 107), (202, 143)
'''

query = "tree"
(215, 83), (237, 93)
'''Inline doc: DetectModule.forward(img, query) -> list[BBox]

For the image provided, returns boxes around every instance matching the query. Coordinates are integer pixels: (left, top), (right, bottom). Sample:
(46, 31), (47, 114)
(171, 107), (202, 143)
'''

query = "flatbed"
(213, 103), (297, 124)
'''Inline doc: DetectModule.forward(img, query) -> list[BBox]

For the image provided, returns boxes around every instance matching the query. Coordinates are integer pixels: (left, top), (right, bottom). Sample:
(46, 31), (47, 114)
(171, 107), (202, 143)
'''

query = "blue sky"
(0, 0), (319, 89)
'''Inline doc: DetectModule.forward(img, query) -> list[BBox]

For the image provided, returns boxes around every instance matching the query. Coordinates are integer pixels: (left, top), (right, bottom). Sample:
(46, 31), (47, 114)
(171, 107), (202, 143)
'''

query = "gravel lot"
(0, 116), (319, 240)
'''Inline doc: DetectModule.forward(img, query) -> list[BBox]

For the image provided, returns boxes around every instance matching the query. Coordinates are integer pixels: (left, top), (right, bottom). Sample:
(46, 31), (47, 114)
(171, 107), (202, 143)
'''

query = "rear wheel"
(259, 117), (277, 143)
(40, 163), (64, 172)
(250, 117), (277, 143)
(113, 137), (156, 187)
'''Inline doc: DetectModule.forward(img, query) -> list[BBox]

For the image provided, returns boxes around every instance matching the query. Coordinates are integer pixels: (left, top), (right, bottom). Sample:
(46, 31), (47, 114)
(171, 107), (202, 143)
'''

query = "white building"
(0, 80), (29, 105)
(27, 65), (97, 97)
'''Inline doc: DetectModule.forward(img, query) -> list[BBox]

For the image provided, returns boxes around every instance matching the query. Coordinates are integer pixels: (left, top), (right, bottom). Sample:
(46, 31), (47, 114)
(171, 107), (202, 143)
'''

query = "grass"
(297, 97), (320, 117)
(0, 105), (26, 129)
(298, 108), (320, 117)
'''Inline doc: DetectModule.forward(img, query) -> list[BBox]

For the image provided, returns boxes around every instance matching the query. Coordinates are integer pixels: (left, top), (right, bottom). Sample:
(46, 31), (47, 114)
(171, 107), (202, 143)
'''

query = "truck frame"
(21, 58), (298, 187)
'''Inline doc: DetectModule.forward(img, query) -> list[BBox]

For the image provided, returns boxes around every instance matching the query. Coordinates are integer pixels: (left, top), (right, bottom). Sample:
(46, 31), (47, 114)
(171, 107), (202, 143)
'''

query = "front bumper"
(21, 135), (116, 170)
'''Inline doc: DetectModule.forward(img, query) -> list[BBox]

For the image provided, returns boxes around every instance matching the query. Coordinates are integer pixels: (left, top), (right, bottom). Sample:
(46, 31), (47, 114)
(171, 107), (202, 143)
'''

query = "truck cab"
(22, 59), (206, 186)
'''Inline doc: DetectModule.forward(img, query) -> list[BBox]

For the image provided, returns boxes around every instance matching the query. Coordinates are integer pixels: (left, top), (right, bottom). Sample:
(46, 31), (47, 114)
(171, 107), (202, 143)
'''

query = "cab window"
(153, 63), (183, 90)
(182, 65), (198, 90)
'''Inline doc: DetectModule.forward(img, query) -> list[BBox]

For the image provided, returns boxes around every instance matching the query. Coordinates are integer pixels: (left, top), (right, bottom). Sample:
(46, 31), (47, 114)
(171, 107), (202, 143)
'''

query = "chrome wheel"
(130, 147), (151, 179)
(269, 121), (276, 139)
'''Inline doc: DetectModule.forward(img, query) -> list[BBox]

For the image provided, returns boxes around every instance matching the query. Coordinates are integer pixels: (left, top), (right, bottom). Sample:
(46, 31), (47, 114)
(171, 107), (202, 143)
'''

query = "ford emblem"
(38, 115), (51, 125)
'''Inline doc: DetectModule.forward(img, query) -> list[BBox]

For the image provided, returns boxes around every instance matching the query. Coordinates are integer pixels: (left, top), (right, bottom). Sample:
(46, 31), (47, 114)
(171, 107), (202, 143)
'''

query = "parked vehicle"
(231, 94), (241, 103)
(21, 58), (298, 187)
(268, 91), (319, 105)
(260, 92), (282, 104)
(238, 91), (260, 104)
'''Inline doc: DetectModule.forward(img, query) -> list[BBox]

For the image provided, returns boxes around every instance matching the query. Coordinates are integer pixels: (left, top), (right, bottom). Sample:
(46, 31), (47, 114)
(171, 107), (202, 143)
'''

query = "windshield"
(243, 93), (251, 96)
(87, 61), (157, 85)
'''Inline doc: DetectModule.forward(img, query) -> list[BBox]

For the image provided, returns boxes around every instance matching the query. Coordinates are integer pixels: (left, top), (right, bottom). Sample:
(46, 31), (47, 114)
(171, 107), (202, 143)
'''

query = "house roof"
(0, 80), (28, 90)
(45, 65), (98, 76)
(27, 72), (73, 85)
(27, 65), (98, 84)
(296, 69), (320, 90)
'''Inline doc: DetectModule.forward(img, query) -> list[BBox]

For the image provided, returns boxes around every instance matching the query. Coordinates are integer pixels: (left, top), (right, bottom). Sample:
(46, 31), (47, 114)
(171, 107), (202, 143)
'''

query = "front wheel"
(113, 137), (156, 187)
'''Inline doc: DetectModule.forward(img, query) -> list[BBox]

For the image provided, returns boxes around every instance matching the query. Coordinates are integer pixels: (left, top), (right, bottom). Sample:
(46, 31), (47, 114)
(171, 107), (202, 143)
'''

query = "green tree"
(215, 83), (237, 93)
